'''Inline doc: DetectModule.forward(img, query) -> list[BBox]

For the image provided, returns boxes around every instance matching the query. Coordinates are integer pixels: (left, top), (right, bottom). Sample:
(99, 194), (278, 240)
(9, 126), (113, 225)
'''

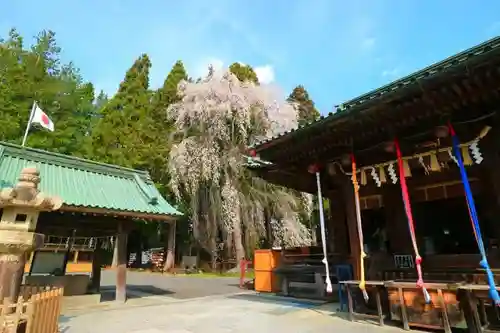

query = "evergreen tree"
(148, 60), (188, 192)
(0, 29), (94, 154)
(86, 54), (152, 168)
(229, 62), (259, 84)
(287, 85), (320, 126)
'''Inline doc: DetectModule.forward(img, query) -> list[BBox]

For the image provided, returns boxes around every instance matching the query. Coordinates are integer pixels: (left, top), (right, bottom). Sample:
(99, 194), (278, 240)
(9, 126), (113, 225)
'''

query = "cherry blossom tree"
(167, 69), (312, 266)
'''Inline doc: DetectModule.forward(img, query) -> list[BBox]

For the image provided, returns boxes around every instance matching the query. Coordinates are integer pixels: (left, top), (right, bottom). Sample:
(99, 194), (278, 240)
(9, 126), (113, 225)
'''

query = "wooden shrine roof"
(251, 36), (500, 171)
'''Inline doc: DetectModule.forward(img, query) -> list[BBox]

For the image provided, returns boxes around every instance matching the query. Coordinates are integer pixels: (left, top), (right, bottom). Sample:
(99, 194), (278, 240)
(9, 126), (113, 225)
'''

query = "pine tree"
(229, 62), (259, 84)
(287, 85), (320, 126)
(86, 54), (152, 168)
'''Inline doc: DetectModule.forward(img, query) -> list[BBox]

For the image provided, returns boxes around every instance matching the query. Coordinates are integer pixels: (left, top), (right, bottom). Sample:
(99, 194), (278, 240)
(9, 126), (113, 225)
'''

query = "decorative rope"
(394, 139), (431, 303)
(351, 154), (369, 301)
(313, 167), (333, 293)
(448, 123), (500, 305)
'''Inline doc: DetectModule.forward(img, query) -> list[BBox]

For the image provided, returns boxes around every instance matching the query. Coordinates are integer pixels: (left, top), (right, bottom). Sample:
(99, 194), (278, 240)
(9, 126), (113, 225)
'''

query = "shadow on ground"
(99, 285), (175, 302)
(227, 293), (327, 308)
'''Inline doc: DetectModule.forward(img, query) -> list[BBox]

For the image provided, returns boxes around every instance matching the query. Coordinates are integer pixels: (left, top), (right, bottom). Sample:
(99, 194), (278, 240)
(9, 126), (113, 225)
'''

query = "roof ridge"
(0, 141), (151, 179)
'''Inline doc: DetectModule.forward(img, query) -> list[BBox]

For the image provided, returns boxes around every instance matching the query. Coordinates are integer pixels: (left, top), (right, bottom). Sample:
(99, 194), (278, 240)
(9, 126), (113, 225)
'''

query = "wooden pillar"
(115, 221), (127, 303)
(164, 221), (176, 271)
(382, 184), (412, 254)
(91, 239), (102, 292)
(327, 192), (348, 255)
(341, 180), (362, 280)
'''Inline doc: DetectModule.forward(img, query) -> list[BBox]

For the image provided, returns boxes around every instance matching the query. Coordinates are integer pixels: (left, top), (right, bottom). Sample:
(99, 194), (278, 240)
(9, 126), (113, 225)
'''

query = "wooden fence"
(0, 286), (63, 333)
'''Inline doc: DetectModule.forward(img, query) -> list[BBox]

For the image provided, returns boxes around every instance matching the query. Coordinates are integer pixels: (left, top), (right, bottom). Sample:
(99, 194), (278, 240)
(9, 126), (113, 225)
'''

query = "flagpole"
(21, 102), (37, 147)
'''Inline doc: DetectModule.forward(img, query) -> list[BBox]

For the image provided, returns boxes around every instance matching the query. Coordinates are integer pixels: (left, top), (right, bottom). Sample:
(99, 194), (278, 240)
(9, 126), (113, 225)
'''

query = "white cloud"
(382, 68), (400, 78)
(254, 65), (275, 84)
(361, 37), (376, 50)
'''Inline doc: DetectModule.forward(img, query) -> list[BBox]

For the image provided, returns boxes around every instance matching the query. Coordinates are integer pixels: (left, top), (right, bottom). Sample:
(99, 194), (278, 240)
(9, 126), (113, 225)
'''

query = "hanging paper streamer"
(448, 150), (459, 166)
(403, 160), (412, 178)
(448, 124), (500, 305)
(394, 139), (431, 303)
(429, 153), (441, 172)
(418, 156), (430, 174)
(371, 168), (381, 187)
(351, 155), (369, 301)
(461, 146), (473, 166)
(312, 166), (333, 294)
(388, 163), (398, 184)
(379, 166), (387, 184)
(470, 141), (484, 164)
(360, 169), (367, 186)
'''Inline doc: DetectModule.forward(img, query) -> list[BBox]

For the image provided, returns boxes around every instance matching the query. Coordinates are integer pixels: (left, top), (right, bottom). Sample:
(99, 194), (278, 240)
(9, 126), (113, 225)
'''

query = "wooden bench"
(457, 284), (500, 333)
(340, 280), (386, 326)
(274, 265), (332, 299)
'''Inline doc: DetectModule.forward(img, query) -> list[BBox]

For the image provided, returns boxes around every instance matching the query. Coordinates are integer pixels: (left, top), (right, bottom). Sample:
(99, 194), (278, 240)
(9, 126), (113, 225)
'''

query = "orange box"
(254, 271), (279, 292)
(254, 249), (281, 271)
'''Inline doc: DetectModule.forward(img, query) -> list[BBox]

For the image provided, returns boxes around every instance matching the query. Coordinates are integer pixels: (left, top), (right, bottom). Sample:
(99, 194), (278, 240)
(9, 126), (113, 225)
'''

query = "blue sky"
(2, 0), (500, 114)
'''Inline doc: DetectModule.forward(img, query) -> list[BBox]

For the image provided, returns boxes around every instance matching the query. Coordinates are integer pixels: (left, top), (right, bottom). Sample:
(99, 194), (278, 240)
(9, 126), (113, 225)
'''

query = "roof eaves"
(253, 36), (500, 152)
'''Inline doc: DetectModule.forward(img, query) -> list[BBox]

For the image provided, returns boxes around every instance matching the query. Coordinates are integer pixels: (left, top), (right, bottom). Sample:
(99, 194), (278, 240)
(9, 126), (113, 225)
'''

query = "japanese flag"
(32, 104), (54, 132)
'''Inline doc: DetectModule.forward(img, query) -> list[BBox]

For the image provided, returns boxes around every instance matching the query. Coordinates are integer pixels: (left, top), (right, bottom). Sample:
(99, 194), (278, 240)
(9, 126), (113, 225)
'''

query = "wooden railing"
(0, 286), (63, 333)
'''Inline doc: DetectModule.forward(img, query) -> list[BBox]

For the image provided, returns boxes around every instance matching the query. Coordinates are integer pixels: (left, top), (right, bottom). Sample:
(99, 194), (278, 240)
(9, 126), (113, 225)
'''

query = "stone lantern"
(0, 167), (62, 301)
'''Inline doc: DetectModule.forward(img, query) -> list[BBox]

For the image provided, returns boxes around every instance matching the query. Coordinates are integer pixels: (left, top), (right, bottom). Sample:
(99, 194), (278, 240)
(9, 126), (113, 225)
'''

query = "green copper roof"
(253, 35), (500, 150)
(0, 142), (182, 218)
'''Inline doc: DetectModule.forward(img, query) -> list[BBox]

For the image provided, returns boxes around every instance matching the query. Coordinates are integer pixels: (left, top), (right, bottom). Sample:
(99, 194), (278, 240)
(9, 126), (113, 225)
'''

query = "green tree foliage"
(0, 29), (95, 154)
(229, 62), (259, 84)
(287, 85), (320, 126)
(86, 54), (153, 168)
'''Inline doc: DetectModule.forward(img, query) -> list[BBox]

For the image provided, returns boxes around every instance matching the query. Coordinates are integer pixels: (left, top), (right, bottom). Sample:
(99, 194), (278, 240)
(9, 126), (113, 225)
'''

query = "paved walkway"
(61, 291), (411, 333)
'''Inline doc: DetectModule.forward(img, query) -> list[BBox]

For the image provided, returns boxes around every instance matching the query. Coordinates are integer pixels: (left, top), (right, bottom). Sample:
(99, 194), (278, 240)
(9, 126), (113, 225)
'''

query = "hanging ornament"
(403, 160), (412, 178)
(461, 146), (473, 166)
(370, 168), (381, 187)
(89, 237), (95, 249)
(360, 169), (367, 186)
(379, 166), (387, 183)
(470, 141), (483, 164)
(429, 153), (441, 172)
(388, 163), (398, 184)
(448, 149), (458, 166)
(418, 156), (429, 175)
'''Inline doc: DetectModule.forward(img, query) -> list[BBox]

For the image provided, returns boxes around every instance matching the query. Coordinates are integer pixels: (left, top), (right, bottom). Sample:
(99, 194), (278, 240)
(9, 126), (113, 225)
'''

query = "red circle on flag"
(41, 113), (49, 125)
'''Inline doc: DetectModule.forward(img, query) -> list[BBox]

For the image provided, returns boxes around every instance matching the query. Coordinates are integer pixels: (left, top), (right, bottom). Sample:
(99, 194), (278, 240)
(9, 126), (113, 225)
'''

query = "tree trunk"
(112, 237), (118, 267)
(164, 222), (176, 271)
(233, 221), (245, 267)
